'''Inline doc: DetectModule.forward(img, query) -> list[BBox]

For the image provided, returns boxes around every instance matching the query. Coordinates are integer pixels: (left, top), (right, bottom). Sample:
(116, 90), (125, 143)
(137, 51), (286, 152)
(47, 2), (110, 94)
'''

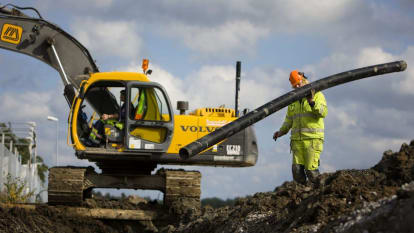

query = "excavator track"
(48, 167), (202, 216)
(48, 167), (88, 205)
(158, 169), (202, 215)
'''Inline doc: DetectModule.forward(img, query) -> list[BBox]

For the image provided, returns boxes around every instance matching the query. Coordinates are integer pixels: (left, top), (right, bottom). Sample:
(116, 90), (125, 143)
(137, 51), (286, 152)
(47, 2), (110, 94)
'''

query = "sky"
(0, 0), (413, 199)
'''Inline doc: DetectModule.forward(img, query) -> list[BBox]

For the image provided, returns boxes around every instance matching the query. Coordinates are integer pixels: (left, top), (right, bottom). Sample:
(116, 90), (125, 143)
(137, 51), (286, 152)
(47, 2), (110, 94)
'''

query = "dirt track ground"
(1, 140), (414, 233)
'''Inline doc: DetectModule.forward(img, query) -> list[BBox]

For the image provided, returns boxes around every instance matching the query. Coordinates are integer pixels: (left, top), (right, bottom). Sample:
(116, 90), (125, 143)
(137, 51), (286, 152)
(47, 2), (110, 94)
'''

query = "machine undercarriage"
(48, 166), (202, 215)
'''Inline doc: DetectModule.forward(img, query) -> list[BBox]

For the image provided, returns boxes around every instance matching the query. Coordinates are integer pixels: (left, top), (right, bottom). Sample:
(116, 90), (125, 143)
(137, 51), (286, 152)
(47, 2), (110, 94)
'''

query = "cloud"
(30, 1), (414, 59)
(356, 47), (397, 67)
(36, 0), (113, 12)
(0, 91), (55, 121)
(163, 20), (269, 56)
(165, 64), (286, 111)
(71, 18), (143, 61)
(266, 0), (353, 33)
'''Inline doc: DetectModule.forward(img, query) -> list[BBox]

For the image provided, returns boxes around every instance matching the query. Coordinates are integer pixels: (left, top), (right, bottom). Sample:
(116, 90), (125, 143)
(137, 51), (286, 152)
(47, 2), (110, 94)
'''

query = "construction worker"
(273, 70), (327, 184)
(89, 89), (133, 145)
(102, 89), (134, 121)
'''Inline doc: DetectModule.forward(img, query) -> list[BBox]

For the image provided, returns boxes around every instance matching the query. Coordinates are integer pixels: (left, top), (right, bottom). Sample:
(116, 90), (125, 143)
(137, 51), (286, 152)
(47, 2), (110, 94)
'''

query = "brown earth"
(1, 140), (414, 233)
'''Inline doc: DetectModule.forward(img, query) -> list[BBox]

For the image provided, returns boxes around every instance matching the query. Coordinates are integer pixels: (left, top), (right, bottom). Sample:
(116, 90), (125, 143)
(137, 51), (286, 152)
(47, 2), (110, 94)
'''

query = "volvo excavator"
(0, 4), (258, 212)
(0, 4), (408, 215)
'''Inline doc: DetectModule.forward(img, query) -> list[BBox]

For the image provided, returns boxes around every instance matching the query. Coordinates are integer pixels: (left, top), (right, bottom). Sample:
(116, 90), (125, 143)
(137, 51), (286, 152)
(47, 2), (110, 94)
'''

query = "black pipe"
(179, 60), (407, 159)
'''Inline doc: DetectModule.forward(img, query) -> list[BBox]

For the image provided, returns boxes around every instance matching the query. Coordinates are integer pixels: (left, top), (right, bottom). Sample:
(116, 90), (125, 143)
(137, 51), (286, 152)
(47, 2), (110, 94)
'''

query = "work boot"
(292, 164), (306, 185)
(305, 169), (320, 183)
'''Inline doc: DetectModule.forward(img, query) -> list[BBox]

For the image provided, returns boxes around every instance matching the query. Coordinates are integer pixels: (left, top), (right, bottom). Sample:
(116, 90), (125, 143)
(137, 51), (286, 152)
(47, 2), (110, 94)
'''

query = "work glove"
(307, 89), (315, 108)
(273, 131), (279, 141)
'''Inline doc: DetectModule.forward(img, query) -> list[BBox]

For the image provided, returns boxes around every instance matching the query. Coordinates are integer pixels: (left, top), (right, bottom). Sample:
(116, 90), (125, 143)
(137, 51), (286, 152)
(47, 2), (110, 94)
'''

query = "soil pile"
(1, 140), (414, 233)
(0, 205), (117, 233)
(171, 140), (414, 233)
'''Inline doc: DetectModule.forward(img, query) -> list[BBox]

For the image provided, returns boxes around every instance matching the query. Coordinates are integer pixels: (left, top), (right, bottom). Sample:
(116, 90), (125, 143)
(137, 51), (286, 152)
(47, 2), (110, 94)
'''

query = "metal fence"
(0, 137), (47, 202)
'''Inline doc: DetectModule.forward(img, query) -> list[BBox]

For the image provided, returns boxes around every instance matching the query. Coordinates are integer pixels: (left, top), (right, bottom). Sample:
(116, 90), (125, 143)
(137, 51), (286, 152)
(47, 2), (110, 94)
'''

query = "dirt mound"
(0, 205), (117, 233)
(1, 140), (414, 233)
(170, 140), (414, 233)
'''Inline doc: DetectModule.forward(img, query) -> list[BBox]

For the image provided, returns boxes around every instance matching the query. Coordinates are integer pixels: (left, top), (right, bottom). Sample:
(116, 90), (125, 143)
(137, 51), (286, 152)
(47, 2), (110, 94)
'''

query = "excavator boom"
(0, 5), (116, 114)
(0, 6), (98, 86)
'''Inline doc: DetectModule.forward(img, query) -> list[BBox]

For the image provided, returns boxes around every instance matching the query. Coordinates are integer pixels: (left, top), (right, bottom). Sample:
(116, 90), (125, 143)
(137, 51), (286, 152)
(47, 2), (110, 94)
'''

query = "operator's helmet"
(289, 70), (302, 87)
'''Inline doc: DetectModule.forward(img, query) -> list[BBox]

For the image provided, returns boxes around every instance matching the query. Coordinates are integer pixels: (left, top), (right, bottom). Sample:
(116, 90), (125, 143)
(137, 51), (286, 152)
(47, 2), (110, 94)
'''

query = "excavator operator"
(88, 89), (134, 146)
(101, 89), (134, 121)
(273, 70), (328, 184)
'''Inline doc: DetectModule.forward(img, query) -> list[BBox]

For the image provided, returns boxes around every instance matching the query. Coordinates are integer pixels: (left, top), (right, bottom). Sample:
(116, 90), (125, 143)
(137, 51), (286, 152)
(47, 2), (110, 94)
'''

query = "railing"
(0, 137), (47, 202)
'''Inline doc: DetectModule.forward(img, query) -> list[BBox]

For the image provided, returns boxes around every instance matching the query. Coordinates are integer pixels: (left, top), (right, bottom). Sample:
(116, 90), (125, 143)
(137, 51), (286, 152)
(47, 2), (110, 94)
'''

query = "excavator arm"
(0, 4), (117, 114)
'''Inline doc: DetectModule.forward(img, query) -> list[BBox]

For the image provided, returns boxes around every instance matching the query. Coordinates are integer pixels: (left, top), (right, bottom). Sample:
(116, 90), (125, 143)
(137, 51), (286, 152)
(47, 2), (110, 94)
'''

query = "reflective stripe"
(291, 128), (324, 134)
(291, 112), (315, 120)
(89, 128), (99, 140)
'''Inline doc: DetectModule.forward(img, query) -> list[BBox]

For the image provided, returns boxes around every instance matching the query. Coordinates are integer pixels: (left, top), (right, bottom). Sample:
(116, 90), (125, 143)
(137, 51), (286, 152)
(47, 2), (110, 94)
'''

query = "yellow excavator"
(0, 4), (258, 210)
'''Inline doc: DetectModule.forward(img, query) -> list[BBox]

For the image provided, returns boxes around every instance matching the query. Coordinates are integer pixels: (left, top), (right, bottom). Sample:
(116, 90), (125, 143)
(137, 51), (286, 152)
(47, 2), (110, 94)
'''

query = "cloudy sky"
(0, 0), (413, 199)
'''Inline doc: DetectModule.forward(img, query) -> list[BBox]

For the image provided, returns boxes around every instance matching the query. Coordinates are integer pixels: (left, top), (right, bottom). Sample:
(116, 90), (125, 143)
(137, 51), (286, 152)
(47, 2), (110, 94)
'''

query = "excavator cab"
(70, 72), (174, 156)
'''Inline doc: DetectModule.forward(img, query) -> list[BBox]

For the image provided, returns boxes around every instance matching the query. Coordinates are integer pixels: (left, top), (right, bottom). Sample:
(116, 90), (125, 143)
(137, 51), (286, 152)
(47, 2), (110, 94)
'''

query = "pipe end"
(399, 60), (408, 71)
(179, 148), (190, 160)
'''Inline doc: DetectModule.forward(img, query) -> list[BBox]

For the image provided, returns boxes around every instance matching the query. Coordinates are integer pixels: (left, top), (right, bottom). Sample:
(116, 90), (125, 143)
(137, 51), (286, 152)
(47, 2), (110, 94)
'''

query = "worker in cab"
(101, 89), (134, 122)
(273, 71), (328, 184)
(88, 89), (134, 145)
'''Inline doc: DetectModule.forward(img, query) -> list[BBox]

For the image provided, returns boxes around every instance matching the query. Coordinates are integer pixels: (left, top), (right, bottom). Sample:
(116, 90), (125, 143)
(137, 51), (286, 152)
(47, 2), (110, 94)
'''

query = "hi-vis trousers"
(291, 139), (323, 170)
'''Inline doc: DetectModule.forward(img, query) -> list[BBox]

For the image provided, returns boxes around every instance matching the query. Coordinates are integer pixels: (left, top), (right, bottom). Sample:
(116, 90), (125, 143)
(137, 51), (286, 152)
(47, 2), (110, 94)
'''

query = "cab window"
(129, 86), (171, 122)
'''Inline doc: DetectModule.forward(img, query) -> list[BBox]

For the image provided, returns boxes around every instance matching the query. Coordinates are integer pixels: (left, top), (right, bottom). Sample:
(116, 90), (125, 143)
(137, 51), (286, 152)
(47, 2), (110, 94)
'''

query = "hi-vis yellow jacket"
(279, 91), (327, 140)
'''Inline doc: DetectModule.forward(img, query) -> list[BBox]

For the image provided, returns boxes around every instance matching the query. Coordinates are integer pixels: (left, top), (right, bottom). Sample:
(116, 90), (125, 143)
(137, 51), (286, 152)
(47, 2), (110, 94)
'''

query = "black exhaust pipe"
(179, 60), (407, 159)
(235, 61), (241, 117)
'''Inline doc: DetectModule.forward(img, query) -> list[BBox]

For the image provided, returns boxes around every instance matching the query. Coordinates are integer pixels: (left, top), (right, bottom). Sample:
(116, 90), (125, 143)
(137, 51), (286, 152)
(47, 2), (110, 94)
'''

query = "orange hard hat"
(289, 70), (302, 87)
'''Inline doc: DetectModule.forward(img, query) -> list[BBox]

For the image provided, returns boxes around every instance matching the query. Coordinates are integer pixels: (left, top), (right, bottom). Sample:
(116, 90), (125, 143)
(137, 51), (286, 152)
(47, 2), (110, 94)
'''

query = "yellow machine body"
(167, 108), (236, 154)
(69, 72), (258, 168)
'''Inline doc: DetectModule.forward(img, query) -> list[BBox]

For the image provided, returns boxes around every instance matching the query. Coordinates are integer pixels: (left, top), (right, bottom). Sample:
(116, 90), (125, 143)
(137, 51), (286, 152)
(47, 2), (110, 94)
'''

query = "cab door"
(125, 82), (174, 153)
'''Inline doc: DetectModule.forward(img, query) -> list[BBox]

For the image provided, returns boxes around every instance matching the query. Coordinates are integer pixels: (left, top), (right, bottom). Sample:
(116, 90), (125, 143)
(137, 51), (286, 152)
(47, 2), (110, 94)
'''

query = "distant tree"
(35, 157), (49, 183)
(92, 191), (103, 198)
(201, 197), (236, 208)
(104, 193), (111, 199)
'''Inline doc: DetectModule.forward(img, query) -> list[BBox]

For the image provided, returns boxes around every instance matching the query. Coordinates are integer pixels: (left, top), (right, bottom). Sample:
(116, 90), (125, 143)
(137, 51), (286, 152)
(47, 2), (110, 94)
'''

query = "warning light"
(142, 59), (149, 73)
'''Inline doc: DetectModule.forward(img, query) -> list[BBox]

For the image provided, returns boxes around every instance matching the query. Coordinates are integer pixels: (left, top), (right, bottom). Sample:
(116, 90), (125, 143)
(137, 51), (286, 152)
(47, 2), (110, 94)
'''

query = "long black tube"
(179, 60), (407, 159)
